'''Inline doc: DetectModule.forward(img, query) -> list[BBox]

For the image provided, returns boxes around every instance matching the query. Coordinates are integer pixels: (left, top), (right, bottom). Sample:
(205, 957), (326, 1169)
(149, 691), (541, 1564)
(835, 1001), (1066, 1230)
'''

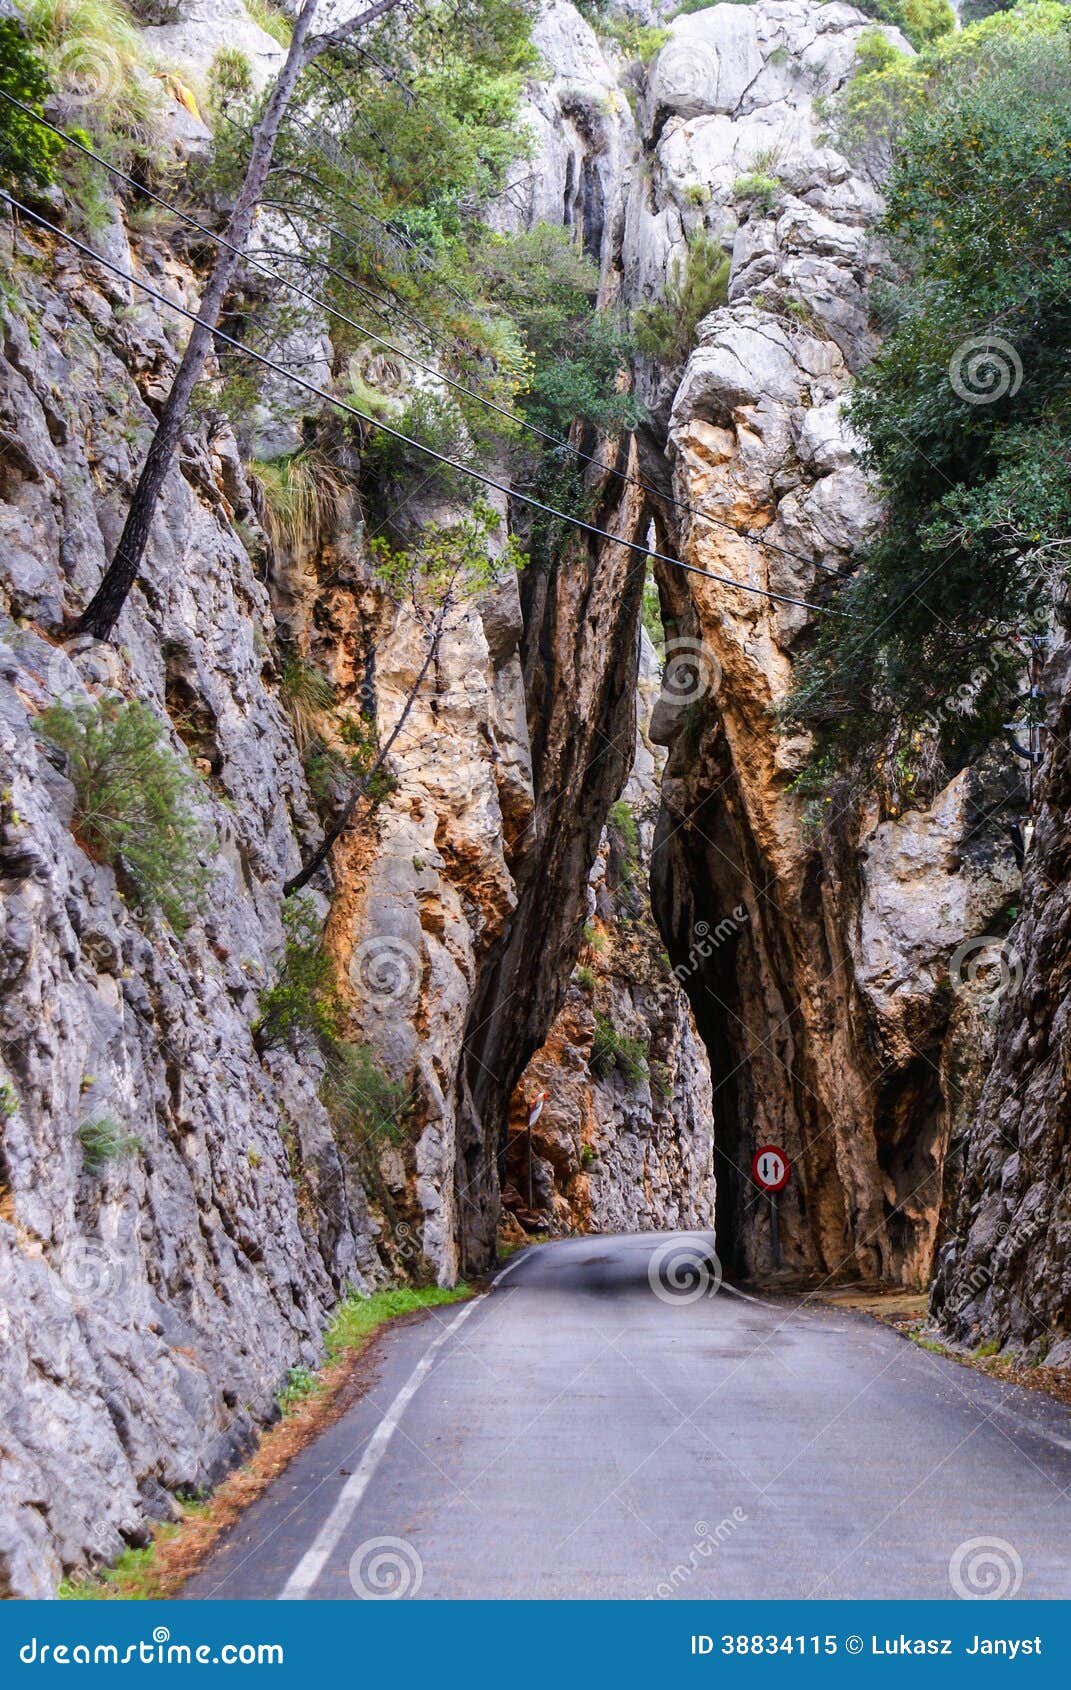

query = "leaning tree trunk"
(73, 0), (323, 640)
(72, 0), (424, 642)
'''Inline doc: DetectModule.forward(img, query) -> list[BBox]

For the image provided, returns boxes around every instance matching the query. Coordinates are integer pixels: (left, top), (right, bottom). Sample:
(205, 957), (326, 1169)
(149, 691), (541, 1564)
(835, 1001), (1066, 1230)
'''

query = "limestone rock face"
(488, 0), (638, 280)
(0, 218), (381, 1598)
(930, 642), (1071, 1364)
(507, 635), (715, 1238)
(0, 0), (658, 1591)
(639, 0), (1021, 1284)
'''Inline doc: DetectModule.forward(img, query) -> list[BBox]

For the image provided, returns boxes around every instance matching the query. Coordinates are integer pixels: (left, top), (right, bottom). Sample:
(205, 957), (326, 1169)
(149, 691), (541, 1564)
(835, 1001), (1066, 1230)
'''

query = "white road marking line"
(278, 1250), (529, 1600)
(720, 1282), (775, 1308)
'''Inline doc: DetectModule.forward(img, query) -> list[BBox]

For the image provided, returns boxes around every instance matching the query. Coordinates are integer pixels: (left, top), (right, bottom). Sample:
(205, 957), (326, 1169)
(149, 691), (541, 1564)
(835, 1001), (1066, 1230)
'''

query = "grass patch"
(59, 1281), (471, 1599)
(324, 1284), (467, 1360)
(250, 449), (346, 558)
(497, 1232), (548, 1262)
(21, 0), (167, 172)
(242, 0), (292, 45)
(279, 655), (335, 751)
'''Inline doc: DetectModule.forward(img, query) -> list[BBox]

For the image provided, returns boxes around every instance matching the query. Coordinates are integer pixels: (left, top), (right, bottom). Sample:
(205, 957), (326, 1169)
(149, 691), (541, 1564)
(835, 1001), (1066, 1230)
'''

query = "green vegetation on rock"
(784, 3), (1071, 810)
(35, 698), (212, 934)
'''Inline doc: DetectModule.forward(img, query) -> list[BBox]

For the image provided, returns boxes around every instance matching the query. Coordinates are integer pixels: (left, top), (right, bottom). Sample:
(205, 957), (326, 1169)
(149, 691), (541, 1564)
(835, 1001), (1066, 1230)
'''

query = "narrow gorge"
(0, 0), (1068, 1599)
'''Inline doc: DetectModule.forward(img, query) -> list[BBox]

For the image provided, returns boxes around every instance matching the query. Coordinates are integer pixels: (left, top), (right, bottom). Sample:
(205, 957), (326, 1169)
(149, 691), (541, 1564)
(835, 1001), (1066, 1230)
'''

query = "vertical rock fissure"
(454, 463), (648, 1272)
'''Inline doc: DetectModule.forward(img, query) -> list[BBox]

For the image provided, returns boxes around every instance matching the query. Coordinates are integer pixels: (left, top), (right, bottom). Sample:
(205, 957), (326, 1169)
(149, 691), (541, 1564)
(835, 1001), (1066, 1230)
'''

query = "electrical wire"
(0, 91), (852, 587)
(0, 189), (856, 617)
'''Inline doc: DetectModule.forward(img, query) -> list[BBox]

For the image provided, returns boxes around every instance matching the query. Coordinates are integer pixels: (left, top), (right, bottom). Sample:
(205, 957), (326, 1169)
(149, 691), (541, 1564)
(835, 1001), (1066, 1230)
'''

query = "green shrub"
(276, 1364), (320, 1411)
(574, 964), (596, 994)
(254, 897), (341, 1053)
(0, 18), (62, 191)
(590, 1014), (648, 1086)
(633, 229), (730, 364)
(597, 16), (669, 61)
(36, 698), (212, 933)
(580, 1142), (596, 1168)
(77, 1113), (141, 1171)
(784, 9), (1071, 796)
(320, 1041), (408, 1146)
(733, 170), (782, 214)
(641, 575), (664, 647)
(607, 798), (639, 886)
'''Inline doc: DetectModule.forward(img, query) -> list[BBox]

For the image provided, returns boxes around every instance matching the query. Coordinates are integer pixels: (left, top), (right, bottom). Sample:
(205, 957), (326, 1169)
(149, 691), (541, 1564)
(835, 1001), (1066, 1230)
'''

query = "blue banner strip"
(2, 1601), (1068, 1685)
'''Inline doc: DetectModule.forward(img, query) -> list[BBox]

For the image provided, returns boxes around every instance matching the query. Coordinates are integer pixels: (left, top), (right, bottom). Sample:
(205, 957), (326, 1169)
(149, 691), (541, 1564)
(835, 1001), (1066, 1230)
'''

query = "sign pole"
(527, 1119), (533, 1213)
(752, 1144), (790, 1272)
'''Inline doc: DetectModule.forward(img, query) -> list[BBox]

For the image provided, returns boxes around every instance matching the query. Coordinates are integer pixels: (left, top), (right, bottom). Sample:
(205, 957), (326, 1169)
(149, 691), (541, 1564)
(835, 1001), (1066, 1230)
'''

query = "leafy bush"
(522, 310), (644, 437)
(784, 7), (1071, 802)
(597, 15), (669, 60)
(633, 229), (730, 364)
(480, 223), (645, 438)
(831, 0), (954, 49)
(255, 905), (407, 1148)
(276, 1364), (320, 1411)
(590, 1014), (648, 1086)
(607, 798), (639, 886)
(36, 698), (212, 932)
(78, 1113), (141, 1171)
(574, 964), (596, 994)
(733, 170), (782, 214)
(0, 18), (62, 191)
(254, 897), (341, 1053)
(641, 575), (664, 647)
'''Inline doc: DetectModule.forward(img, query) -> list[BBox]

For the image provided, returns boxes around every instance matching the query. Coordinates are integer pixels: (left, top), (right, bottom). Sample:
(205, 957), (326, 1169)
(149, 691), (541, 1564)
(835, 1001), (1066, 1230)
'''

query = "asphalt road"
(182, 1232), (1071, 1600)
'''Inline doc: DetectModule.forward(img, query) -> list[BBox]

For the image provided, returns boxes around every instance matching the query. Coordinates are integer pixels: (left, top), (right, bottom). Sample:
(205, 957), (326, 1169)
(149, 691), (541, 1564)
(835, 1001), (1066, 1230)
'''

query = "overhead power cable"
(0, 92), (850, 588)
(0, 189), (855, 618)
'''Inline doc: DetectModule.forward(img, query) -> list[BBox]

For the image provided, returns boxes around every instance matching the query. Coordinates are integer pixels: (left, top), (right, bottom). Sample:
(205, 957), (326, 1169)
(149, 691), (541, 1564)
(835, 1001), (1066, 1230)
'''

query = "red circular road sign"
(752, 1145), (790, 1192)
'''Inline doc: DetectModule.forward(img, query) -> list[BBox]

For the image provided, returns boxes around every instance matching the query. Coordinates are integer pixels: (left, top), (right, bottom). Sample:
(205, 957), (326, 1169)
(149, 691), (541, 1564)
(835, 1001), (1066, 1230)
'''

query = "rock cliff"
(633, 1), (1022, 1285)
(930, 638), (1071, 1366)
(2, 0), (1067, 1600)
